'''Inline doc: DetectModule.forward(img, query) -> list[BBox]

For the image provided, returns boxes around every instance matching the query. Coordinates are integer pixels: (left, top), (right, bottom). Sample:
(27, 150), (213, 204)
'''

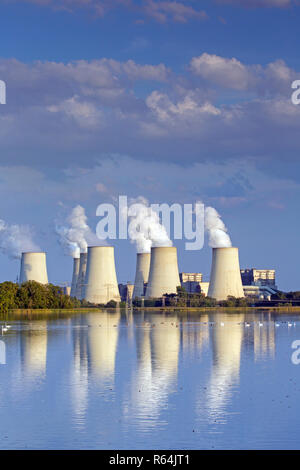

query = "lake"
(0, 309), (300, 450)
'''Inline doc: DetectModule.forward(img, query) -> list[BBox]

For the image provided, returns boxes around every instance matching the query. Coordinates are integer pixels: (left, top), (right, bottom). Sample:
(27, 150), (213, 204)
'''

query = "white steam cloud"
(204, 206), (232, 248)
(0, 220), (41, 259)
(56, 205), (100, 258)
(125, 197), (172, 253)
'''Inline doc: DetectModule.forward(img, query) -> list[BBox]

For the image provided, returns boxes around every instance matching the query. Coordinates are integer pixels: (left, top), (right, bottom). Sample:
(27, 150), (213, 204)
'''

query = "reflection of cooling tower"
(21, 322), (48, 375)
(208, 247), (244, 301)
(76, 253), (88, 299)
(133, 253), (151, 298)
(19, 252), (48, 284)
(71, 257), (80, 297)
(84, 246), (121, 304)
(146, 247), (180, 298)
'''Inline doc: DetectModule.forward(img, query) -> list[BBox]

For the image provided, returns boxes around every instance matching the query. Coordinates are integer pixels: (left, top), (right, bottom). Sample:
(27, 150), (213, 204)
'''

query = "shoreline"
(1, 305), (300, 316)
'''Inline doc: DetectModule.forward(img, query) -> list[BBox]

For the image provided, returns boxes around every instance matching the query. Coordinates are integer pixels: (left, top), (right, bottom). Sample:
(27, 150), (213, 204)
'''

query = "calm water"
(0, 309), (300, 450)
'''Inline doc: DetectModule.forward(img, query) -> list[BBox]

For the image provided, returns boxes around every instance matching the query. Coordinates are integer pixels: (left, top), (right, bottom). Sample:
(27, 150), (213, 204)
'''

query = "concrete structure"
(146, 247), (181, 298)
(19, 252), (48, 285)
(199, 282), (210, 297)
(133, 253), (151, 298)
(76, 253), (88, 299)
(208, 247), (244, 301)
(180, 272), (203, 293)
(63, 286), (71, 296)
(119, 283), (134, 303)
(70, 257), (80, 297)
(241, 268), (276, 288)
(243, 284), (277, 301)
(84, 246), (121, 304)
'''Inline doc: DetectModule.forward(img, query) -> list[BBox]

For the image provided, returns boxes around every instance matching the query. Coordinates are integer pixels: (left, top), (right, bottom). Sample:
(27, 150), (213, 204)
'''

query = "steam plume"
(0, 220), (41, 259)
(125, 197), (172, 253)
(56, 205), (100, 258)
(204, 206), (232, 248)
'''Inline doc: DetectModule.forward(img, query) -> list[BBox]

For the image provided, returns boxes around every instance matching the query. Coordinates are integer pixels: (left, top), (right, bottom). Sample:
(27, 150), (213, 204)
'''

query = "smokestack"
(146, 247), (180, 298)
(70, 257), (80, 297)
(133, 253), (151, 298)
(208, 247), (244, 301)
(84, 246), (120, 304)
(76, 253), (88, 299)
(19, 252), (48, 285)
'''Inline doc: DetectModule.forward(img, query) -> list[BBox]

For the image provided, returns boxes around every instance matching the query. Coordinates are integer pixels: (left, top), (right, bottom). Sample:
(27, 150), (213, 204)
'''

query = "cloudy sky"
(0, 0), (299, 290)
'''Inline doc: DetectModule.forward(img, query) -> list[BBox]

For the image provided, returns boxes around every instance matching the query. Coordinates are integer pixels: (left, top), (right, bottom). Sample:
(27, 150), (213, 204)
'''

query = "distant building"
(199, 282), (210, 297)
(243, 285), (277, 301)
(241, 269), (276, 288)
(118, 283), (134, 302)
(180, 272), (202, 293)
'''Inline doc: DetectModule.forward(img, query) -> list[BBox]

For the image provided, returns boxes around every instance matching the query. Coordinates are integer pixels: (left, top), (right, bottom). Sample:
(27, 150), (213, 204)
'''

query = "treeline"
(272, 291), (300, 300)
(132, 286), (250, 308)
(0, 281), (81, 312)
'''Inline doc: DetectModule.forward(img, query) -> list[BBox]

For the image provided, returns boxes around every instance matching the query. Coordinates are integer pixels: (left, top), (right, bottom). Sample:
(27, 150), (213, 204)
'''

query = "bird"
(220, 322), (225, 327)
(245, 322), (250, 327)
(288, 322), (293, 327)
(275, 323), (280, 327)
(259, 322), (263, 327)
(1, 325), (8, 333)
(5, 323), (11, 329)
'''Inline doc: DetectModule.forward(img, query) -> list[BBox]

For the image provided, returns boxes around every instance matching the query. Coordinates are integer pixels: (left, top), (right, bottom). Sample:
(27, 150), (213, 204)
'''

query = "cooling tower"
(70, 257), (80, 297)
(208, 247), (244, 301)
(84, 246), (121, 304)
(75, 253), (88, 299)
(133, 253), (151, 298)
(19, 252), (48, 285)
(146, 247), (180, 298)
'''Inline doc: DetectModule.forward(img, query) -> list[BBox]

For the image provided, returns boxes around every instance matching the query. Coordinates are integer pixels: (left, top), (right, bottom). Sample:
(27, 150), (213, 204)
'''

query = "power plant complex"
(17, 243), (277, 304)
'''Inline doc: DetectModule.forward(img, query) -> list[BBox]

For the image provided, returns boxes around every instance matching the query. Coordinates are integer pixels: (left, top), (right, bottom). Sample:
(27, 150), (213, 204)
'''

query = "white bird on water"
(1, 325), (8, 334)
(259, 322), (263, 327)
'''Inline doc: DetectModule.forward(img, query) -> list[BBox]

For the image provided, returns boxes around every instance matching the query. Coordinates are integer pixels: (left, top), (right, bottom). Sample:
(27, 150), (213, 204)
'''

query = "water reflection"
(206, 314), (244, 421)
(124, 313), (180, 429)
(1, 309), (298, 449)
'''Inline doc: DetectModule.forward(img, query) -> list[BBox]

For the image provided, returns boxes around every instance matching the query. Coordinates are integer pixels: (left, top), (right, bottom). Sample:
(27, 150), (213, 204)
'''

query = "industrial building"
(180, 272), (202, 293)
(119, 283), (134, 303)
(241, 269), (276, 288)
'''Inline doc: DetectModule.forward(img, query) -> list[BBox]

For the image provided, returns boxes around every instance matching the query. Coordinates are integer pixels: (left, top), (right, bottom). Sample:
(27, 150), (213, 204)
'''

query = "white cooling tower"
(84, 246), (121, 304)
(208, 247), (245, 301)
(70, 257), (80, 297)
(146, 247), (180, 298)
(133, 253), (151, 298)
(76, 253), (88, 299)
(19, 252), (48, 285)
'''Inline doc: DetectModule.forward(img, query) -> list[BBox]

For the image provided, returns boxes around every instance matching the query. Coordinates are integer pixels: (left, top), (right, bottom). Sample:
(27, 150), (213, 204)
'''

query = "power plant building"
(76, 253), (88, 300)
(241, 269), (276, 288)
(70, 257), (80, 297)
(180, 272), (202, 293)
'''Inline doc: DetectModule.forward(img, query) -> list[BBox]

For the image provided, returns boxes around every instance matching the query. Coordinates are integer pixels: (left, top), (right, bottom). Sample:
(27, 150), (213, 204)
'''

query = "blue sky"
(0, 0), (299, 291)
